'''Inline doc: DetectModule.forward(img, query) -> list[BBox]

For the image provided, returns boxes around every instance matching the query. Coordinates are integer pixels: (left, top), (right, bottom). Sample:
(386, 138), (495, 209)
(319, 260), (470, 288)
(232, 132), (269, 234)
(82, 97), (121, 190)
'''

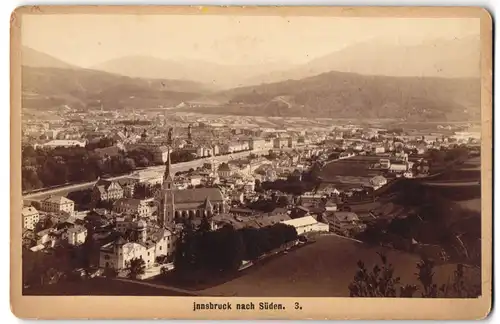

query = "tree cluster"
(260, 178), (316, 196)
(426, 147), (470, 170)
(173, 219), (298, 280)
(126, 257), (146, 279)
(85, 137), (116, 151)
(170, 150), (198, 164)
(125, 148), (155, 167)
(22, 146), (132, 191)
(22, 241), (92, 288)
(348, 253), (481, 298)
(121, 120), (152, 126)
(66, 188), (93, 209)
(239, 224), (298, 260)
(21, 143), (201, 191)
(357, 191), (481, 266)
(33, 217), (54, 233)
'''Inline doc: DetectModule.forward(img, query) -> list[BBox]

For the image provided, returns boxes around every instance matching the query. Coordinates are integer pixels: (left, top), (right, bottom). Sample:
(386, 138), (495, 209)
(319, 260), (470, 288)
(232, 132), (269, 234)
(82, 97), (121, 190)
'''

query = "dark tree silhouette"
(348, 253), (480, 298)
(126, 257), (146, 279)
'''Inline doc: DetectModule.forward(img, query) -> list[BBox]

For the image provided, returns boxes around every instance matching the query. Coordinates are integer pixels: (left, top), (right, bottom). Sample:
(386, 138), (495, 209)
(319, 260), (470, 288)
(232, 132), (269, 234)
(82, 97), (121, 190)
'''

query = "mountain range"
(244, 35), (480, 85)
(90, 56), (294, 89)
(22, 46), (78, 70)
(21, 47), (211, 111)
(20, 36), (481, 121)
(186, 71), (480, 121)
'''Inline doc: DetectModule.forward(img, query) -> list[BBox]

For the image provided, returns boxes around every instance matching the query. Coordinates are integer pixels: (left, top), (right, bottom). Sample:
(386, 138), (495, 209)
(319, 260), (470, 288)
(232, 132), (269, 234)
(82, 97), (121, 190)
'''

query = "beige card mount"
(11, 5), (492, 320)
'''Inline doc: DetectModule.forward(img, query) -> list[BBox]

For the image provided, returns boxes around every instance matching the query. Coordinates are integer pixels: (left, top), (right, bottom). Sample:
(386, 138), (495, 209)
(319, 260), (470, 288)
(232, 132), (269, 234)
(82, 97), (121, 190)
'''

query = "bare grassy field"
(23, 278), (190, 296)
(201, 235), (480, 297)
(455, 198), (481, 213)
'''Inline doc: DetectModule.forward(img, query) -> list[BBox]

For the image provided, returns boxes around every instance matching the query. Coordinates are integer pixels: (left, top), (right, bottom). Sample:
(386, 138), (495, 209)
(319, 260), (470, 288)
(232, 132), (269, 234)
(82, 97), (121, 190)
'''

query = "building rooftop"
(41, 195), (74, 205)
(22, 206), (38, 216)
(218, 163), (231, 171)
(334, 212), (360, 223)
(281, 216), (318, 228)
(67, 225), (87, 234)
(173, 188), (224, 204)
(42, 139), (87, 147)
(114, 198), (148, 208)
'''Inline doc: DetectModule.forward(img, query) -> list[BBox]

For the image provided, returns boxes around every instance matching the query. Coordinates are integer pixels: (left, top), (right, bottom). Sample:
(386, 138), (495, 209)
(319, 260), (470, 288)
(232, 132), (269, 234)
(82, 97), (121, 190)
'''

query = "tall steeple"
(187, 124), (193, 145)
(163, 148), (174, 189)
(160, 148), (175, 228)
(202, 196), (213, 217)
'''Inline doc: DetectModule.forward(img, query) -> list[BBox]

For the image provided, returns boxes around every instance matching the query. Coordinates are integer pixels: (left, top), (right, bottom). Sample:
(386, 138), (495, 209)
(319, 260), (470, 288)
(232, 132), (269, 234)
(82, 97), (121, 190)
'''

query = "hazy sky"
(21, 15), (479, 67)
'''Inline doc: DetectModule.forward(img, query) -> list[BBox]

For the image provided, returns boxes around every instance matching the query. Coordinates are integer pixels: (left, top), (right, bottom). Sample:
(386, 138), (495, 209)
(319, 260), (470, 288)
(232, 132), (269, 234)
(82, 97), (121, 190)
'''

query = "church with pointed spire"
(156, 149), (226, 228)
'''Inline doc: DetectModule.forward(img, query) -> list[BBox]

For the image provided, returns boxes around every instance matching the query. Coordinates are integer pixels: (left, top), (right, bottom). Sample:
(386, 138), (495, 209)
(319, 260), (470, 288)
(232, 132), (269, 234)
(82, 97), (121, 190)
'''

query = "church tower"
(159, 149), (175, 227)
(163, 148), (174, 190)
(187, 124), (193, 145)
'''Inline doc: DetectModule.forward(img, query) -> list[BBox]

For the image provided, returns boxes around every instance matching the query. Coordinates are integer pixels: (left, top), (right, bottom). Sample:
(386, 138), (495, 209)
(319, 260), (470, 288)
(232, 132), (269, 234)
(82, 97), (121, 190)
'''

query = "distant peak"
(21, 46), (77, 69)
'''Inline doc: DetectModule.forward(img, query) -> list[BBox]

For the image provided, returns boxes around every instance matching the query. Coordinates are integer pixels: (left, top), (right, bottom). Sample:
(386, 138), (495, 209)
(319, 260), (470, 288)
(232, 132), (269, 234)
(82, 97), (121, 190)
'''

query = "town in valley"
(20, 15), (482, 299)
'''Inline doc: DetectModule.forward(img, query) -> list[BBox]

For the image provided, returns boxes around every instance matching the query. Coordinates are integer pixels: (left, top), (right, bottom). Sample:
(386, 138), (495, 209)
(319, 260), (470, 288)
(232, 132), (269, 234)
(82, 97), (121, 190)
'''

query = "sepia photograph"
(10, 6), (492, 320)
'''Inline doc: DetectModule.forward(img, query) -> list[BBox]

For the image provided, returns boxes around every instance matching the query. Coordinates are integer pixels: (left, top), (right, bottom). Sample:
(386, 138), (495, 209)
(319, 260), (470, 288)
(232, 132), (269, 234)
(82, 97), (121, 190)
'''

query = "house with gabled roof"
(91, 178), (124, 205)
(40, 195), (74, 215)
(99, 220), (175, 272)
(22, 206), (39, 230)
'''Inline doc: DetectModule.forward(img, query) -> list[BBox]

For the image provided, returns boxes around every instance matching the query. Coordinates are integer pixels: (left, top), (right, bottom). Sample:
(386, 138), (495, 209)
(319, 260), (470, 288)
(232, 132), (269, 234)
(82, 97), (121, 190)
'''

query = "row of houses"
(24, 219), (88, 251)
(22, 196), (76, 231)
(211, 212), (329, 236)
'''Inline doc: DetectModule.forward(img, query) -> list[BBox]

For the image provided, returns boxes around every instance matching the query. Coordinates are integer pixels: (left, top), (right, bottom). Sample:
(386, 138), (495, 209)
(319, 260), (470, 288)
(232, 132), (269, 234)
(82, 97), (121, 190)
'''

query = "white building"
(389, 162), (413, 173)
(231, 192), (245, 204)
(339, 151), (355, 159)
(196, 146), (211, 157)
(218, 163), (232, 178)
(379, 159), (391, 169)
(273, 137), (289, 149)
(403, 171), (414, 178)
(452, 131), (481, 142)
(229, 141), (250, 153)
(281, 216), (329, 235)
(36, 228), (54, 245)
(189, 175), (203, 187)
(66, 225), (87, 246)
(40, 196), (74, 215)
(39, 139), (87, 149)
(22, 206), (39, 230)
(370, 175), (388, 190)
(288, 137), (297, 148)
(113, 198), (154, 218)
(126, 171), (163, 186)
(249, 138), (273, 151)
(99, 221), (175, 271)
(153, 146), (170, 163)
(325, 203), (338, 212)
(330, 212), (366, 234)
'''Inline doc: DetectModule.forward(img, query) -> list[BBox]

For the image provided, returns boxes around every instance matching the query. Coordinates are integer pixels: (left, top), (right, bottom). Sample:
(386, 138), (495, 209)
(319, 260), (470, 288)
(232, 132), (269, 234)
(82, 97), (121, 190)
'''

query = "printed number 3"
(295, 302), (302, 310)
